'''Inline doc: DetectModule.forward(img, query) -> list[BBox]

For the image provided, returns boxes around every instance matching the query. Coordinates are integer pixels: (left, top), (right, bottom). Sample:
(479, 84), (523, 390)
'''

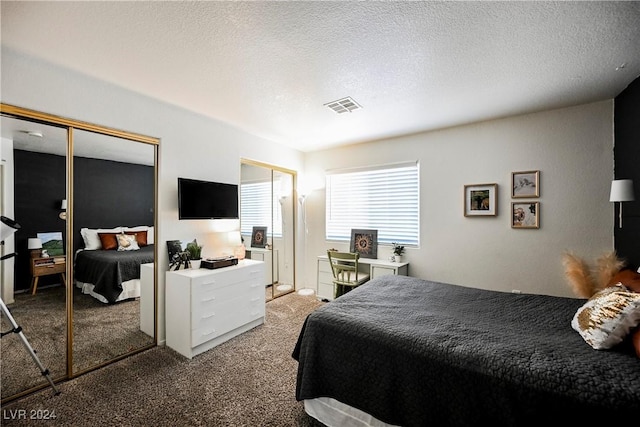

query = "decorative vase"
(394, 255), (403, 263)
(191, 259), (201, 269)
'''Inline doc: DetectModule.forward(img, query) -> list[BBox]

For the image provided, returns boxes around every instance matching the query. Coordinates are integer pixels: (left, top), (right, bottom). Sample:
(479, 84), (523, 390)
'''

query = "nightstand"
(30, 256), (67, 295)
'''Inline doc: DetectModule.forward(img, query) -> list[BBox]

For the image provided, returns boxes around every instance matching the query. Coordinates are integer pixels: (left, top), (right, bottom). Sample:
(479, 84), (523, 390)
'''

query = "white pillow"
(124, 225), (153, 245)
(80, 227), (122, 250)
(572, 284), (640, 349)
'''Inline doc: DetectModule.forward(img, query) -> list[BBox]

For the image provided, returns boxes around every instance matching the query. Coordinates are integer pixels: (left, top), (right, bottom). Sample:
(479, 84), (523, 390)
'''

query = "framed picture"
(512, 170), (540, 198)
(464, 183), (497, 216)
(37, 232), (64, 256)
(511, 202), (540, 229)
(167, 240), (189, 270)
(350, 229), (378, 259)
(251, 226), (268, 248)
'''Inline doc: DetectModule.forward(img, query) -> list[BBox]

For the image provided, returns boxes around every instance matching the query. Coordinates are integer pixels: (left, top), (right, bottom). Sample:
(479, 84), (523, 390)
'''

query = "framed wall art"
(511, 202), (540, 229)
(350, 229), (378, 259)
(251, 226), (268, 248)
(512, 170), (540, 198)
(464, 183), (497, 216)
(167, 240), (189, 270)
(37, 232), (64, 256)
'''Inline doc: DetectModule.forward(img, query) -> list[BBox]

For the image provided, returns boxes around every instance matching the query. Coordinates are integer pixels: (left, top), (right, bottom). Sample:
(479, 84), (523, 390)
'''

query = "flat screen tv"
(178, 177), (239, 220)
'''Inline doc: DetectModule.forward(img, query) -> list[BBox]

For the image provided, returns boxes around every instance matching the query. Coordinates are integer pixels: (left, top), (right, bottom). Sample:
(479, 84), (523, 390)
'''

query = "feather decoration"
(562, 252), (596, 298)
(595, 251), (625, 290)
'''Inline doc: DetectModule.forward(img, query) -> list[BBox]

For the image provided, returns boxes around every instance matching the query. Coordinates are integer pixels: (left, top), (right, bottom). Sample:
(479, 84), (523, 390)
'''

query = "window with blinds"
(325, 162), (419, 246)
(240, 180), (283, 238)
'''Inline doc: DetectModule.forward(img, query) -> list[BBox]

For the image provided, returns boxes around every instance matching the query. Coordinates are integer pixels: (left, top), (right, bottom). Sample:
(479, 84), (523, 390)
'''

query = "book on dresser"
(165, 259), (265, 359)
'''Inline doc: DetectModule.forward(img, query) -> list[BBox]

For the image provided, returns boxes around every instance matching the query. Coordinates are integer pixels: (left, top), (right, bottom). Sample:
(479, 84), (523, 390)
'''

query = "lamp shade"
(28, 238), (43, 250)
(61, 199), (67, 210)
(1, 216), (20, 242)
(610, 179), (635, 202)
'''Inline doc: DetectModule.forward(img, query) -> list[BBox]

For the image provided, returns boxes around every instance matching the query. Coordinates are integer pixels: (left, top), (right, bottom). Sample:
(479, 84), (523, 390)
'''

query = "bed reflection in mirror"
(71, 129), (155, 374)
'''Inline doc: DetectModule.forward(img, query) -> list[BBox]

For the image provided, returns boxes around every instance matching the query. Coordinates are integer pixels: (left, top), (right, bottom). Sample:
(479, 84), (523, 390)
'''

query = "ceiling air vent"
(325, 97), (362, 114)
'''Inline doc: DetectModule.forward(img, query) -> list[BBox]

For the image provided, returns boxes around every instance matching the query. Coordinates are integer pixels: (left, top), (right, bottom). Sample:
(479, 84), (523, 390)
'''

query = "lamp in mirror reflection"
(28, 237), (42, 258)
(610, 179), (635, 228)
(59, 199), (67, 220)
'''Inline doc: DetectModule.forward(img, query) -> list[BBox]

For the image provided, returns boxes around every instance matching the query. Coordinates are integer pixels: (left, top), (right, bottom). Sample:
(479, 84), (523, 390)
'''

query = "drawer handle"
(202, 280), (217, 286)
(202, 329), (216, 337)
(203, 296), (216, 302)
(250, 297), (260, 302)
(250, 311), (261, 316)
(202, 312), (216, 319)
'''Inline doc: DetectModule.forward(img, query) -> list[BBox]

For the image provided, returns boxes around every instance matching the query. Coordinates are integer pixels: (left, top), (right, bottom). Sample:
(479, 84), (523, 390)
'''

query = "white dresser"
(248, 248), (278, 286)
(165, 259), (265, 359)
(317, 255), (409, 301)
(140, 263), (155, 337)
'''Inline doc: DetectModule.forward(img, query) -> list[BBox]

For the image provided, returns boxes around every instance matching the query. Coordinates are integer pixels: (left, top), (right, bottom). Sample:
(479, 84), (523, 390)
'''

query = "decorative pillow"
(81, 227), (122, 250)
(124, 226), (153, 245)
(98, 232), (121, 251)
(130, 230), (147, 247)
(572, 284), (640, 349)
(631, 327), (640, 358)
(116, 233), (140, 251)
(607, 269), (640, 293)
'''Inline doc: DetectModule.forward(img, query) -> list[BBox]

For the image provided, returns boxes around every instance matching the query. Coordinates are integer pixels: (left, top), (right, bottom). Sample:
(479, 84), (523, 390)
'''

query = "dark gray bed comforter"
(293, 275), (640, 426)
(74, 245), (154, 303)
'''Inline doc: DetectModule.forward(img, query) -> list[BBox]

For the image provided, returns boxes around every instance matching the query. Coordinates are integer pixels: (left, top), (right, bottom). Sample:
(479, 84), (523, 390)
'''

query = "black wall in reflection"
(13, 150), (153, 291)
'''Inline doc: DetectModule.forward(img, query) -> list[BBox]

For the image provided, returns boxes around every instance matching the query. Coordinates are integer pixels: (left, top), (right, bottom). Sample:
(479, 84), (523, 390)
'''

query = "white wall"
(1, 137), (16, 303)
(303, 100), (615, 297)
(1, 47), (305, 340)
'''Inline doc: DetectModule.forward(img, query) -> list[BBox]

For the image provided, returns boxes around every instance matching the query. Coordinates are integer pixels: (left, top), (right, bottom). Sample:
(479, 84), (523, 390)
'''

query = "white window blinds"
(240, 181), (283, 238)
(325, 162), (419, 246)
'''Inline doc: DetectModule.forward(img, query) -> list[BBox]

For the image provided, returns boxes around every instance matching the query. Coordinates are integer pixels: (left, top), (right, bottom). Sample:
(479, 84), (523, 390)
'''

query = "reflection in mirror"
(240, 162), (295, 301)
(71, 129), (155, 374)
(1, 115), (68, 400)
(272, 170), (294, 299)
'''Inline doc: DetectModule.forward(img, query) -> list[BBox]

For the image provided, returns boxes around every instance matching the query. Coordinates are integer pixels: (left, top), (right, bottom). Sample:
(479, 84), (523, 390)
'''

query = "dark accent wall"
(614, 76), (640, 269)
(13, 150), (153, 291)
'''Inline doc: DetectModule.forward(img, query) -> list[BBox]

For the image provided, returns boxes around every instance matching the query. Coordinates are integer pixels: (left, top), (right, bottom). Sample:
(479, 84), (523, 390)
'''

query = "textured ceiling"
(2, 1), (640, 152)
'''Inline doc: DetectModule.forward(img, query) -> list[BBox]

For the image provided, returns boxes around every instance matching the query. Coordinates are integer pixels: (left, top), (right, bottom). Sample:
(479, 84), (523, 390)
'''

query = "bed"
(74, 226), (154, 304)
(292, 275), (640, 426)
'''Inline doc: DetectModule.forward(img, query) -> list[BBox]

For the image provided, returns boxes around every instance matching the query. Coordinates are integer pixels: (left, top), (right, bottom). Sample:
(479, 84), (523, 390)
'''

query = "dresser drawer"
(318, 259), (332, 274)
(191, 293), (264, 346)
(191, 266), (256, 289)
(318, 271), (333, 286)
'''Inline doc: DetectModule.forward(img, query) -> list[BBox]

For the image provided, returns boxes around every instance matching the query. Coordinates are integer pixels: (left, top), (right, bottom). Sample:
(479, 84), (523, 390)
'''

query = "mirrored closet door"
(240, 160), (296, 301)
(0, 104), (158, 403)
(71, 129), (156, 375)
(1, 115), (68, 400)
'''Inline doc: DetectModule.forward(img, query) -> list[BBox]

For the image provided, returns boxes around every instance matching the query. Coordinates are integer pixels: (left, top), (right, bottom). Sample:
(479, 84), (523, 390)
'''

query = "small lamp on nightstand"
(28, 238), (42, 258)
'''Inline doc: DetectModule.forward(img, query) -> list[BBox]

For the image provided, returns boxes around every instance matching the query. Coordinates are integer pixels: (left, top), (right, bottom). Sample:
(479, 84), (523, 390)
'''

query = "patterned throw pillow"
(116, 233), (140, 251)
(572, 284), (640, 349)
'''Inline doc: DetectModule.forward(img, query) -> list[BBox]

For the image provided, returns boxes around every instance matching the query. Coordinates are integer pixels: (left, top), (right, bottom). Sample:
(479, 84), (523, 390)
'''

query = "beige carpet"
(1, 291), (325, 426)
(1, 285), (153, 400)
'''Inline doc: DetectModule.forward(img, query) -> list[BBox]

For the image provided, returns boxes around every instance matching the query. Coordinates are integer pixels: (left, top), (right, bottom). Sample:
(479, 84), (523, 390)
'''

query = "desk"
(30, 256), (66, 295)
(317, 255), (409, 301)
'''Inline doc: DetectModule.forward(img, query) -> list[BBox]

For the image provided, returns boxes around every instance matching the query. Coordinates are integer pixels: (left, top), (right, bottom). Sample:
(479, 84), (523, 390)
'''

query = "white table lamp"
(28, 238), (43, 258)
(610, 179), (635, 228)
